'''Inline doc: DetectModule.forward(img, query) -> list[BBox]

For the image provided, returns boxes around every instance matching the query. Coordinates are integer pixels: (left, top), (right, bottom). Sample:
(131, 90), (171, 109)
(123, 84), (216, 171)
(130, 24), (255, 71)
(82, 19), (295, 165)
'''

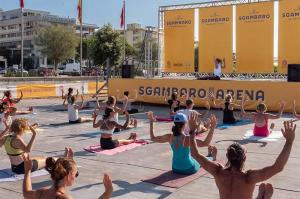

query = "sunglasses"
(75, 171), (79, 178)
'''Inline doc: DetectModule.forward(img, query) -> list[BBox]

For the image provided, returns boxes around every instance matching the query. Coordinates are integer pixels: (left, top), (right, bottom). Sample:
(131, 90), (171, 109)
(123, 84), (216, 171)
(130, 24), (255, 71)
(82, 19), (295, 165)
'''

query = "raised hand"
(92, 111), (98, 119)
(279, 101), (285, 111)
(188, 112), (199, 133)
(147, 111), (155, 122)
(281, 121), (296, 143)
(209, 114), (218, 128)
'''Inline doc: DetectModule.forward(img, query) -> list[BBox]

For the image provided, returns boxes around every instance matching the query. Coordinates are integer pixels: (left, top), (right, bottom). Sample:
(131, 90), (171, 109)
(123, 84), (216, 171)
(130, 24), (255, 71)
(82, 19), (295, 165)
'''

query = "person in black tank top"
(211, 94), (241, 124)
(164, 92), (184, 119)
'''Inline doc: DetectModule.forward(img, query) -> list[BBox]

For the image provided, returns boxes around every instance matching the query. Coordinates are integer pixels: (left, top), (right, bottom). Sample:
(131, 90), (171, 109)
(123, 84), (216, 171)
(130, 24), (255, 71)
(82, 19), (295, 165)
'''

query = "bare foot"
(208, 145), (218, 161)
(129, 133), (137, 141)
(264, 183), (274, 199)
(257, 183), (266, 199)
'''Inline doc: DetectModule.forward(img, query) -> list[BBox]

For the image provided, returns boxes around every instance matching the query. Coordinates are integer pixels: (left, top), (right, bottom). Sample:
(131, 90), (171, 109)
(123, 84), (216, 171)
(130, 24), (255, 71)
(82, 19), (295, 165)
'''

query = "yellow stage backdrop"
(199, 6), (233, 73)
(164, 9), (195, 73)
(236, 2), (274, 73)
(278, 0), (300, 74)
(109, 79), (300, 112)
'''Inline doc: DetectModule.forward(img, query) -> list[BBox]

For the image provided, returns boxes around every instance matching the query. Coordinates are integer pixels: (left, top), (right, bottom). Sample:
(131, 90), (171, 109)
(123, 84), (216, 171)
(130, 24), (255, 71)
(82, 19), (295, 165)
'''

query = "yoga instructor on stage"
(213, 57), (225, 80)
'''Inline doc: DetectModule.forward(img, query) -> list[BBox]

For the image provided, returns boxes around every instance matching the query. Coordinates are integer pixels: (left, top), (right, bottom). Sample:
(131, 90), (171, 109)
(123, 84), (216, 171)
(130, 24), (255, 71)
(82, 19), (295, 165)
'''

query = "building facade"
(120, 23), (158, 48)
(0, 8), (97, 68)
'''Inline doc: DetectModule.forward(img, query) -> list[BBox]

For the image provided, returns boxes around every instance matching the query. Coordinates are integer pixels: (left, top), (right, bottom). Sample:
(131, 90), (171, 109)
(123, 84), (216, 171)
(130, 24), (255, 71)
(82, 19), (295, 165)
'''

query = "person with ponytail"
(189, 112), (296, 199)
(148, 112), (217, 175)
(23, 152), (113, 199)
(0, 118), (42, 174)
(93, 107), (137, 150)
(61, 88), (79, 105)
(2, 90), (33, 115)
(63, 95), (93, 124)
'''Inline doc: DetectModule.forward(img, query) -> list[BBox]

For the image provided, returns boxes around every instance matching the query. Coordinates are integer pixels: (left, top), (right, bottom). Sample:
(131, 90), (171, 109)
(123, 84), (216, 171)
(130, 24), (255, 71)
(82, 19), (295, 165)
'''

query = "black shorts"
(11, 159), (39, 174)
(100, 137), (118, 150)
(69, 119), (81, 124)
(124, 109), (139, 115)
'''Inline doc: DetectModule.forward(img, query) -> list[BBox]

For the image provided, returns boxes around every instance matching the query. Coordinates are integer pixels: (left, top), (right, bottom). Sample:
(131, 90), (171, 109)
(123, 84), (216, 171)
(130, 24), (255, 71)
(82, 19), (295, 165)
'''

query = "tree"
(118, 36), (136, 61)
(90, 24), (122, 66)
(35, 26), (78, 70)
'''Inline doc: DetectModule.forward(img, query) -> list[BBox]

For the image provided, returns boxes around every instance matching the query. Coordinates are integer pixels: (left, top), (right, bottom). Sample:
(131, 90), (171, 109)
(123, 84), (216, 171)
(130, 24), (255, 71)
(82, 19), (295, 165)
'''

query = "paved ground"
(0, 98), (299, 199)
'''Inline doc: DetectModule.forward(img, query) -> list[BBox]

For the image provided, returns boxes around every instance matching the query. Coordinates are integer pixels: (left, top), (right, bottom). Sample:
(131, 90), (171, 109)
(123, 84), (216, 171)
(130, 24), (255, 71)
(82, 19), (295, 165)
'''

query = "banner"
(88, 82), (106, 95)
(164, 9), (195, 73)
(199, 6), (233, 73)
(17, 84), (56, 99)
(278, 0), (300, 74)
(109, 78), (300, 112)
(236, 2), (274, 73)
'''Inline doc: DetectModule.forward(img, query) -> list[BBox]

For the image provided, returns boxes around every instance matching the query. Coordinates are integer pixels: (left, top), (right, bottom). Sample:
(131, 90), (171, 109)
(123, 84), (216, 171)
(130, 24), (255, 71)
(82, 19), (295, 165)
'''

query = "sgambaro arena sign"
(239, 9), (271, 22)
(166, 16), (192, 26)
(282, 6), (300, 19)
(201, 12), (230, 24)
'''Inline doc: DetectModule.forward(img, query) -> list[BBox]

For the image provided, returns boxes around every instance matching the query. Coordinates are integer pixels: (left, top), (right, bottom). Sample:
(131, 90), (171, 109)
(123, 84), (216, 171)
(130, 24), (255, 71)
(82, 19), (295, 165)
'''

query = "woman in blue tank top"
(148, 112), (217, 175)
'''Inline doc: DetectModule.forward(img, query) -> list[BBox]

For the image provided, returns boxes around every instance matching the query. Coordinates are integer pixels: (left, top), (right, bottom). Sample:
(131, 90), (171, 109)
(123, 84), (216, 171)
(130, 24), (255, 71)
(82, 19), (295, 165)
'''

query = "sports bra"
(100, 119), (115, 135)
(4, 135), (24, 156)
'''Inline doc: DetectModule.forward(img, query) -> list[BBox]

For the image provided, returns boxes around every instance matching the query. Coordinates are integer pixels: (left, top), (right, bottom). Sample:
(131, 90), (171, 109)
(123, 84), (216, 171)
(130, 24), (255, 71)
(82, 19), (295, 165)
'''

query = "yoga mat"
(49, 120), (91, 126)
(217, 119), (252, 130)
(83, 140), (149, 155)
(155, 117), (173, 122)
(243, 130), (283, 142)
(0, 169), (48, 182)
(142, 168), (207, 188)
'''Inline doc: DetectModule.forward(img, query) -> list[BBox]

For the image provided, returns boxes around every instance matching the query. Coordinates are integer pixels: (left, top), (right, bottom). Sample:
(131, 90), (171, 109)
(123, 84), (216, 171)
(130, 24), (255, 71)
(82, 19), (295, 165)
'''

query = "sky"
(0, 0), (210, 28)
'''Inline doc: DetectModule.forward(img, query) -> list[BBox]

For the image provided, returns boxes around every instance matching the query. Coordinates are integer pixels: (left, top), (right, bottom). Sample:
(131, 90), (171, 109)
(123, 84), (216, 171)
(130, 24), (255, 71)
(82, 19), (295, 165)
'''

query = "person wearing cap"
(148, 112), (217, 175)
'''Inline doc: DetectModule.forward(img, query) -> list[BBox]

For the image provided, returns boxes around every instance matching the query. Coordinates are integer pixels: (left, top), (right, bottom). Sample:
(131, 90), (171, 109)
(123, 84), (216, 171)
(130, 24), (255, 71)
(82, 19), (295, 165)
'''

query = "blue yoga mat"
(217, 119), (252, 130)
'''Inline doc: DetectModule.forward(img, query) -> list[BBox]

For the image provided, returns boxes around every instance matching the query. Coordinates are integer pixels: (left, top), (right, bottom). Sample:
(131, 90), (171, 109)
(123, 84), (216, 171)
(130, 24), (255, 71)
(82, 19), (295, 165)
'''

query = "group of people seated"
(0, 88), (298, 199)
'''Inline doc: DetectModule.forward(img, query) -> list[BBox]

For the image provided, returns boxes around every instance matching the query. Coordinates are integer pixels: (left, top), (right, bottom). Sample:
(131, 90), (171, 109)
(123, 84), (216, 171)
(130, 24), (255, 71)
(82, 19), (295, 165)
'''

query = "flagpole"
(123, 0), (126, 64)
(21, 7), (24, 77)
(80, 0), (83, 76)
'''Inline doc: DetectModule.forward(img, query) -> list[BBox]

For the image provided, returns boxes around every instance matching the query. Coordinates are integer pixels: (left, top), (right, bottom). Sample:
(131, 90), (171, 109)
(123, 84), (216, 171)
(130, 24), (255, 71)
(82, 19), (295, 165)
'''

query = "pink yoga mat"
(143, 168), (207, 188)
(155, 117), (173, 122)
(83, 140), (149, 155)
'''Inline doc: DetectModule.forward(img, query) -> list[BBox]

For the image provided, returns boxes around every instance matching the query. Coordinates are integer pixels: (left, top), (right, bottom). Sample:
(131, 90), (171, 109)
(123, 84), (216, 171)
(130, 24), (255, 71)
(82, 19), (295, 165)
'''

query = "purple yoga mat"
(143, 168), (207, 188)
(83, 140), (149, 155)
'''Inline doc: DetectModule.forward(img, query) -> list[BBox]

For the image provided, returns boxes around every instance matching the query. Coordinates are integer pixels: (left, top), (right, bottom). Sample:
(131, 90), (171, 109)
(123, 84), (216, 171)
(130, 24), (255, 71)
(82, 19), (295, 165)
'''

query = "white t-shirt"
(214, 63), (222, 77)
(176, 109), (198, 135)
(68, 104), (79, 121)
(0, 113), (12, 131)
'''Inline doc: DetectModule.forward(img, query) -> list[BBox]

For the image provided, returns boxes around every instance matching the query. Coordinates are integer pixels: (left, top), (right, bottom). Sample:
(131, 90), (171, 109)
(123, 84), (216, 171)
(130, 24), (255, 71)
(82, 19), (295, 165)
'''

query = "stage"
(109, 78), (300, 112)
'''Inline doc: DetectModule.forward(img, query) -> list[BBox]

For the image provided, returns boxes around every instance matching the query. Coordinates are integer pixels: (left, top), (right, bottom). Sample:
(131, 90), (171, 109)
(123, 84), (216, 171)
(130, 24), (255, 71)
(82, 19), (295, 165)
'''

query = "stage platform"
(109, 78), (300, 112)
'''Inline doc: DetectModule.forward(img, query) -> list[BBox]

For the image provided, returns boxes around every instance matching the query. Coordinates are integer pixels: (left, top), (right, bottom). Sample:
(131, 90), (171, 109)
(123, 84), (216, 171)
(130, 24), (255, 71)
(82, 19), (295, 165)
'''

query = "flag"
(20, 0), (24, 8)
(77, 0), (82, 23)
(120, 1), (125, 28)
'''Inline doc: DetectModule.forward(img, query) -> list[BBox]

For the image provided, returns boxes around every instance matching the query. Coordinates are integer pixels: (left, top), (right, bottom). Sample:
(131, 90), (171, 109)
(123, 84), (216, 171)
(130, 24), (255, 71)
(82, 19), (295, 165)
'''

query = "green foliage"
(134, 40), (158, 62)
(35, 26), (79, 70)
(90, 24), (122, 66)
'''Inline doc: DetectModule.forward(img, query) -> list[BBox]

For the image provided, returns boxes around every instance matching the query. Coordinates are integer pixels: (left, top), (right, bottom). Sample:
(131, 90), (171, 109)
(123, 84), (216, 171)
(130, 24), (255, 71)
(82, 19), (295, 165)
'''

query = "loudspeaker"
(122, 64), (135, 78)
(288, 64), (300, 82)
